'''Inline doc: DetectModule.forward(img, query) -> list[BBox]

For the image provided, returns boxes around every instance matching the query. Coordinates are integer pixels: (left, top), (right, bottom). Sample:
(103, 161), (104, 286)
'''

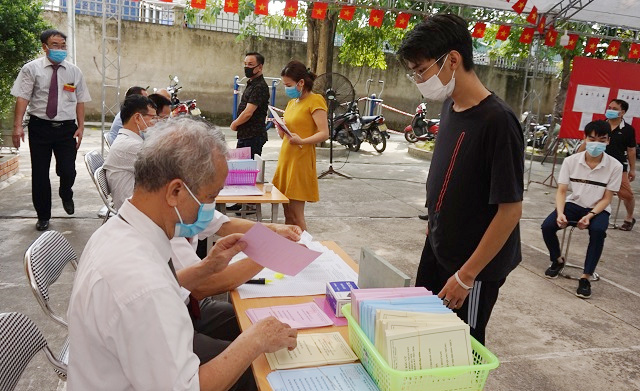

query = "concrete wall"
(44, 11), (558, 128)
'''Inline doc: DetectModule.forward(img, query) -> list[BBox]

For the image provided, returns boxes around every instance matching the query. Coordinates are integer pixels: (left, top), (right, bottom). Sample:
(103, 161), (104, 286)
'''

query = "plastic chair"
(0, 312), (67, 390)
(103, 132), (112, 149)
(84, 150), (104, 179)
(559, 226), (601, 281)
(94, 166), (118, 223)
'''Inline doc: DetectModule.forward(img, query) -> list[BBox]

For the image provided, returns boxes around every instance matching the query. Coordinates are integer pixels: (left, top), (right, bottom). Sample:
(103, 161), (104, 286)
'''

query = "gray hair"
(134, 117), (228, 193)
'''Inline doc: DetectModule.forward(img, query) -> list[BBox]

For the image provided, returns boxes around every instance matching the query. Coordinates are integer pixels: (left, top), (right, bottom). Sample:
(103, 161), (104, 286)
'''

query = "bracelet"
(589, 211), (597, 216)
(454, 271), (473, 291)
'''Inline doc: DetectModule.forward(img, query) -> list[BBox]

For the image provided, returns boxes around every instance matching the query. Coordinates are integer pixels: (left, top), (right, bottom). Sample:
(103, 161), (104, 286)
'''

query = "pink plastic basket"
(225, 170), (259, 186)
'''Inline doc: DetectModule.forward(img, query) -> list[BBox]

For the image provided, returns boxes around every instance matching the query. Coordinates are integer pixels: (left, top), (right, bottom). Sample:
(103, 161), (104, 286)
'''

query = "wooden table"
(215, 183), (289, 223)
(230, 241), (359, 391)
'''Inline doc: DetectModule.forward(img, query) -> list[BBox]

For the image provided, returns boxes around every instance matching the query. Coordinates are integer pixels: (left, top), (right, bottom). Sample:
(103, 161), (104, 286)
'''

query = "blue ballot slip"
(267, 363), (380, 391)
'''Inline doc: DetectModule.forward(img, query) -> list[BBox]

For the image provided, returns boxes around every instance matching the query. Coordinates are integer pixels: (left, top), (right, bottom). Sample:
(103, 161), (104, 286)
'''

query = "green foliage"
(0, 0), (51, 119)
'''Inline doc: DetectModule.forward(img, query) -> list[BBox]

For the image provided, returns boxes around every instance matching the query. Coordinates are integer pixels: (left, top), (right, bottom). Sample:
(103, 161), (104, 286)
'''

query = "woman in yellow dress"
(272, 61), (329, 231)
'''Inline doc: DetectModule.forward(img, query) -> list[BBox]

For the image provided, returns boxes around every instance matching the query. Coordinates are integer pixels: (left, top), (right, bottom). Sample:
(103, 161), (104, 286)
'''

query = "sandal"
(619, 218), (636, 231)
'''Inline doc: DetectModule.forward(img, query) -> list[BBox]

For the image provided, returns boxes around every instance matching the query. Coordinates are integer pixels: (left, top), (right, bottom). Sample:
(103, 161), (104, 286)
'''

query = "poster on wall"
(561, 57), (640, 142)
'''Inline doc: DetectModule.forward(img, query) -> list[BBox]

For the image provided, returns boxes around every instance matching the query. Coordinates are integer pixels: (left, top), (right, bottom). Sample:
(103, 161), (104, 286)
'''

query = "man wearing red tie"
(11, 29), (91, 231)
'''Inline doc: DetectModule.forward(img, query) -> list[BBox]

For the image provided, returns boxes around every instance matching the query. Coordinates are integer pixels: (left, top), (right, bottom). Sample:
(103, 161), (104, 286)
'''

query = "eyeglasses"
(406, 52), (448, 84)
(141, 113), (160, 121)
(46, 44), (67, 50)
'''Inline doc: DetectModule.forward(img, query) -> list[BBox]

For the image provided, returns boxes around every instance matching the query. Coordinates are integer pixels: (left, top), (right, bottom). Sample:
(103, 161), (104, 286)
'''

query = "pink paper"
(239, 223), (322, 276)
(228, 147), (252, 160)
(245, 302), (333, 329)
(313, 298), (348, 326)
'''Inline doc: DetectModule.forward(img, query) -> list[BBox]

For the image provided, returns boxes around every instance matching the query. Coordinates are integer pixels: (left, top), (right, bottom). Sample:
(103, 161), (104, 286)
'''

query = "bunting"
(544, 28), (558, 47)
(511, 0), (527, 15)
(284, 0), (297, 17)
(339, 5), (355, 21)
(471, 22), (486, 38)
(519, 27), (535, 44)
(311, 2), (328, 19)
(585, 37), (600, 54)
(629, 43), (640, 59)
(564, 34), (579, 50)
(223, 0), (237, 13)
(606, 40), (621, 56)
(191, 0), (205, 9)
(369, 9), (384, 28)
(255, 0), (268, 15)
(496, 25), (511, 41)
(526, 6), (538, 24)
(395, 13), (410, 29)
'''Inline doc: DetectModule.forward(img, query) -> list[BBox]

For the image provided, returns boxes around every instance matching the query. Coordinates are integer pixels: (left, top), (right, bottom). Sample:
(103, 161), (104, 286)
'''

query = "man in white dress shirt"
(107, 85), (148, 144)
(68, 117), (297, 391)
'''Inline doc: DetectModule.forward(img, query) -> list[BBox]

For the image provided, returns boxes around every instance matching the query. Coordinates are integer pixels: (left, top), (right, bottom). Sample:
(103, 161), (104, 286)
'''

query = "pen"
(245, 278), (272, 285)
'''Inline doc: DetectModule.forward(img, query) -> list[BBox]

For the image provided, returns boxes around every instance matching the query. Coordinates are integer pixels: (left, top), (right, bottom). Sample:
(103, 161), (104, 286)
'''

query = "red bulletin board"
(560, 56), (640, 143)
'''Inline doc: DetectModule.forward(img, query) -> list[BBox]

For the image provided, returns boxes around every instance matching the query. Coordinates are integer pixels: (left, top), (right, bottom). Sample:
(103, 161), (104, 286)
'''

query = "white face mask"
(415, 54), (456, 102)
(136, 114), (150, 138)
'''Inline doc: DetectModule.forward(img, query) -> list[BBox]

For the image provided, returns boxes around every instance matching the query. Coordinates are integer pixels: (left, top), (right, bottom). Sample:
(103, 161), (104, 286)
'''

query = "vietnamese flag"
(255, 0), (268, 15)
(629, 43), (640, 59)
(511, 0), (527, 15)
(564, 34), (579, 50)
(471, 22), (486, 38)
(496, 25), (511, 41)
(311, 2), (328, 19)
(526, 6), (538, 24)
(519, 27), (535, 44)
(283, 0), (297, 17)
(369, 9), (384, 28)
(223, 0), (238, 12)
(585, 37), (600, 54)
(395, 13), (410, 29)
(339, 5), (355, 21)
(607, 40), (621, 56)
(544, 29), (558, 47)
(191, 0), (205, 8)
(537, 15), (546, 34)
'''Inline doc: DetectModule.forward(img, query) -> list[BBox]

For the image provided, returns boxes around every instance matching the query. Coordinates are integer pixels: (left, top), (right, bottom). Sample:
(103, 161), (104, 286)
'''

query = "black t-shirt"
(237, 75), (270, 140)
(425, 94), (524, 281)
(605, 120), (636, 172)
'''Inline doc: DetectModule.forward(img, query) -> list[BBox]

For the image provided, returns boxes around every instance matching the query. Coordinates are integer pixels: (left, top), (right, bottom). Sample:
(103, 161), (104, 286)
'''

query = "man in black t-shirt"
(230, 52), (270, 158)
(398, 14), (524, 344)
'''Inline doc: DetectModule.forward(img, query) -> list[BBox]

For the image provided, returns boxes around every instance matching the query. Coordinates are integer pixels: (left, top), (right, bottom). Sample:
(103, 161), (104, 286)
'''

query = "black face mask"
(244, 66), (257, 78)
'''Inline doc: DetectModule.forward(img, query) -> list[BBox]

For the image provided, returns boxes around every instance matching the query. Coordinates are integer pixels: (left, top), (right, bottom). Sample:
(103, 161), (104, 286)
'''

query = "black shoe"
(418, 214), (429, 221)
(227, 204), (242, 211)
(576, 278), (592, 299)
(235, 204), (256, 216)
(36, 219), (49, 231)
(545, 257), (565, 278)
(62, 199), (74, 215)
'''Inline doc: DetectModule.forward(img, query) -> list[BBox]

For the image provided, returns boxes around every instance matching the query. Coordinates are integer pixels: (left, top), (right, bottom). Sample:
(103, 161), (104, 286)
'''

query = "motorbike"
(404, 103), (439, 143)
(521, 111), (550, 149)
(331, 101), (387, 153)
(167, 75), (202, 117)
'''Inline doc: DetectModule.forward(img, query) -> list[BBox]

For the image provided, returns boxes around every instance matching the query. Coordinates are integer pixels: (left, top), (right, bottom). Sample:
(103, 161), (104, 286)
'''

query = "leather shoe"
(227, 204), (242, 211)
(63, 199), (75, 215)
(36, 219), (49, 231)
(418, 214), (429, 221)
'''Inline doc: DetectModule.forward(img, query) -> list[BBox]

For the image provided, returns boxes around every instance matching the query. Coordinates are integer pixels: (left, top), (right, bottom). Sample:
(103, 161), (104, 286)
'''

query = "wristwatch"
(588, 211), (597, 216)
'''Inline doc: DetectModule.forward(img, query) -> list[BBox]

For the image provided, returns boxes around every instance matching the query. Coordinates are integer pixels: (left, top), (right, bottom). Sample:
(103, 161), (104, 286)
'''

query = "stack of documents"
(350, 287), (432, 324)
(267, 363), (380, 391)
(265, 332), (358, 370)
(245, 302), (333, 329)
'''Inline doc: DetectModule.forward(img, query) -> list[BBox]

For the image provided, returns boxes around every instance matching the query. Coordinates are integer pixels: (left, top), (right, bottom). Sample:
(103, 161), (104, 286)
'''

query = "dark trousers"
(416, 237), (505, 345)
(192, 298), (256, 391)
(28, 116), (78, 220)
(541, 202), (609, 275)
(237, 132), (267, 158)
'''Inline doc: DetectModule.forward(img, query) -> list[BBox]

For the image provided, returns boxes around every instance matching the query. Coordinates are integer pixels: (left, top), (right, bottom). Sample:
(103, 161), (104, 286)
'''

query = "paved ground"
(1, 126), (639, 391)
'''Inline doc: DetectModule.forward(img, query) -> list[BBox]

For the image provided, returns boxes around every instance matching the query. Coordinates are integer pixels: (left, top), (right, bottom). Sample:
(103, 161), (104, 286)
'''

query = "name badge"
(63, 83), (76, 92)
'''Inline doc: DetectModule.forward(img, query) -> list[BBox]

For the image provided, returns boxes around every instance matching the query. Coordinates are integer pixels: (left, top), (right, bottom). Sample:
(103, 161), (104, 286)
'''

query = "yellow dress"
(272, 93), (328, 202)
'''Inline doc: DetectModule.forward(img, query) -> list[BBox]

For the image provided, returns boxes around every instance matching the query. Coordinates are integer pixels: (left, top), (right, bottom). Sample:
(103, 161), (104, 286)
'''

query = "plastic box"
(225, 170), (259, 186)
(342, 303), (500, 391)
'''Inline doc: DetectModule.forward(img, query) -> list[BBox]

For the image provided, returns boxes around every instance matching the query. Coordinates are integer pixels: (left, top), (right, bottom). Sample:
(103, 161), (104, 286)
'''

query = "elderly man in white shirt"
(68, 117), (297, 391)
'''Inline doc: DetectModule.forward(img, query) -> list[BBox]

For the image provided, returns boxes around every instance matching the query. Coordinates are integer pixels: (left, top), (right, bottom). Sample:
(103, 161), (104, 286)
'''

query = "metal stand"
(541, 144), (559, 188)
(319, 89), (351, 179)
(100, 0), (122, 156)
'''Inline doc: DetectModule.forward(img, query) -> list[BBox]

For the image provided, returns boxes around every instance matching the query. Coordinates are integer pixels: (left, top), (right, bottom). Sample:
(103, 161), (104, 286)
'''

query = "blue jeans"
(541, 202), (609, 275)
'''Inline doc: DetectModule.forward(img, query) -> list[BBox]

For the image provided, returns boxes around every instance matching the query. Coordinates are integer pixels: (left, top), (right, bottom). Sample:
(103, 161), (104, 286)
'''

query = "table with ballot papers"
(230, 223), (499, 391)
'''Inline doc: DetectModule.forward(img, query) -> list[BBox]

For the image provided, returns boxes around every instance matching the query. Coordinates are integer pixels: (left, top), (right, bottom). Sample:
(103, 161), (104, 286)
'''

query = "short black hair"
(584, 120), (611, 138)
(148, 93), (172, 115)
(246, 52), (265, 66)
(121, 95), (156, 124)
(609, 99), (629, 112)
(125, 86), (147, 98)
(397, 14), (474, 71)
(40, 29), (67, 45)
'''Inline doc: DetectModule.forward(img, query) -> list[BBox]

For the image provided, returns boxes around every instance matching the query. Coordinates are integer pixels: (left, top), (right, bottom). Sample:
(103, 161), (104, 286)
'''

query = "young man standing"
(397, 14), (523, 344)
(542, 121), (622, 298)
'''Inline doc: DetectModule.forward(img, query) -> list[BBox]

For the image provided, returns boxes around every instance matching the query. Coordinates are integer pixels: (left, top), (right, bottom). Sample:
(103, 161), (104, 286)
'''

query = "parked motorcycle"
(521, 111), (550, 149)
(167, 75), (202, 117)
(331, 101), (387, 153)
(404, 103), (439, 143)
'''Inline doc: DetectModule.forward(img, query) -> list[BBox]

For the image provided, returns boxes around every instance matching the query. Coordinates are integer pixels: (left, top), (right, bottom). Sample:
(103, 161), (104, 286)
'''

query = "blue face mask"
(585, 141), (607, 157)
(605, 109), (620, 119)
(173, 183), (216, 238)
(285, 85), (302, 99)
(47, 48), (67, 63)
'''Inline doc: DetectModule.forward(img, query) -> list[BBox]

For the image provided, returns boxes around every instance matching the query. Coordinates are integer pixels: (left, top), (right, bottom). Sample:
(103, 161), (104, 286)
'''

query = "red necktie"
(46, 64), (60, 119)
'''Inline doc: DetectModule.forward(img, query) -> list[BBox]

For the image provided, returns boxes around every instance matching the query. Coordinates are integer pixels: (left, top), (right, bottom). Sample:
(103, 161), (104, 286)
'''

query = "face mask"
(605, 109), (620, 119)
(173, 183), (216, 238)
(416, 54), (455, 102)
(47, 47), (67, 63)
(136, 114), (150, 138)
(285, 84), (302, 99)
(585, 141), (607, 157)
(244, 66), (257, 78)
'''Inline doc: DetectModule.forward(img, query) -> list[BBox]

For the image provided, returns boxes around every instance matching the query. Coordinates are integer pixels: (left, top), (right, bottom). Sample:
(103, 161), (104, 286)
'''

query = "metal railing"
(43, 0), (175, 25)
(473, 52), (559, 74)
(188, 12), (306, 41)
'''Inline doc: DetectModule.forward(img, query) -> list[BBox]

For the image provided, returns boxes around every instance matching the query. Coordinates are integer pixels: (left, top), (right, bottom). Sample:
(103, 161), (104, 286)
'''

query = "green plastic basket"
(342, 303), (500, 391)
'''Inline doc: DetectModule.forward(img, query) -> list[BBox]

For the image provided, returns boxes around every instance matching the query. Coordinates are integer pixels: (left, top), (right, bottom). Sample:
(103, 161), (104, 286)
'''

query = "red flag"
(311, 2), (328, 19)
(255, 0), (268, 15)
(369, 9), (384, 28)
(519, 27), (535, 44)
(395, 13), (410, 29)
(471, 22), (486, 38)
(160, 0), (172, 2)
(283, 0), (297, 17)
(339, 5), (355, 21)
(191, 0), (205, 9)
(223, 0), (237, 12)
(496, 25), (511, 41)
(629, 43), (640, 59)
(544, 29), (558, 47)
(526, 6), (538, 24)
(537, 15), (546, 34)
(511, 0), (527, 15)
(564, 34), (579, 50)
(607, 40), (621, 56)
(585, 37), (600, 54)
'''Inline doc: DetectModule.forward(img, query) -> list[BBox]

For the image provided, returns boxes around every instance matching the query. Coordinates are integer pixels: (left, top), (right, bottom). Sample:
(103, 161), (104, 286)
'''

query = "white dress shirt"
(108, 112), (124, 144)
(11, 57), (91, 121)
(170, 211), (231, 270)
(67, 200), (200, 391)
(104, 129), (143, 210)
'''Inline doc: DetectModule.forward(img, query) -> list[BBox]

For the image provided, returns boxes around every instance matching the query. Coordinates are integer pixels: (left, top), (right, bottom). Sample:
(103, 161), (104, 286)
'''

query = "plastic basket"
(342, 303), (500, 391)
(225, 170), (259, 186)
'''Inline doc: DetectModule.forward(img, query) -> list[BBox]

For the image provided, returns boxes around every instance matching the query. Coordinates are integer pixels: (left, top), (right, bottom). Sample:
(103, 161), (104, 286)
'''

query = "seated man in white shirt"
(107, 85), (148, 144)
(541, 120), (622, 299)
(68, 117), (297, 391)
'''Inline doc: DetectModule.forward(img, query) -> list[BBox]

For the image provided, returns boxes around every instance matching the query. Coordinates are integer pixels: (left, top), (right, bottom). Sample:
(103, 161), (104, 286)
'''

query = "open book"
(265, 332), (358, 370)
(268, 106), (293, 138)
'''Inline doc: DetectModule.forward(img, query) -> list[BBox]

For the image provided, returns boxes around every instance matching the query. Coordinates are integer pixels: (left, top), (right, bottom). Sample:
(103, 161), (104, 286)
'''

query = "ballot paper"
(268, 106), (293, 137)
(239, 223), (322, 276)
(245, 302), (333, 329)
(265, 332), (358, 370)
(228, 147), (251, 160)
(350, 287), (432, 323)
(217, 185), (263, 196)
(267, 363), (380, 391)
